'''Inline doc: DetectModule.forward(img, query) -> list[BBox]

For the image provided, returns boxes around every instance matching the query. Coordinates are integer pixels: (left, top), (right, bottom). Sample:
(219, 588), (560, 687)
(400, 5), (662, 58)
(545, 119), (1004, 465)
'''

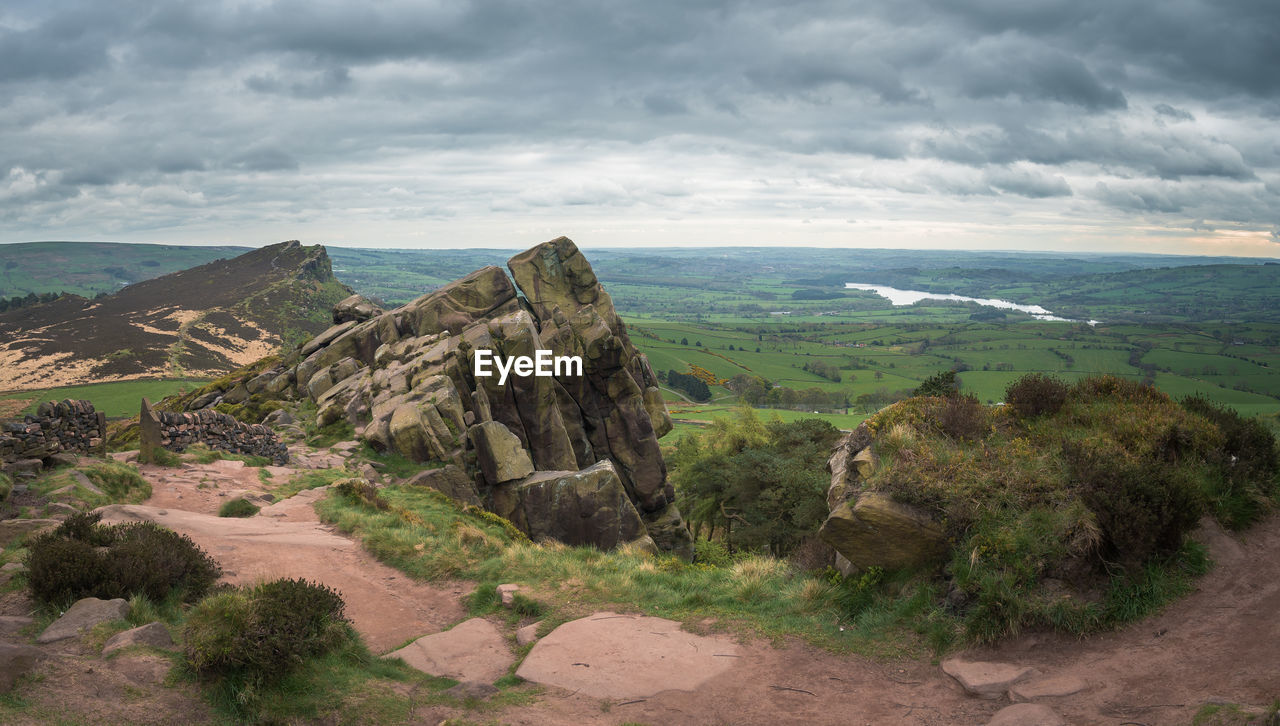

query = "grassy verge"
(316, 483), (951, 658)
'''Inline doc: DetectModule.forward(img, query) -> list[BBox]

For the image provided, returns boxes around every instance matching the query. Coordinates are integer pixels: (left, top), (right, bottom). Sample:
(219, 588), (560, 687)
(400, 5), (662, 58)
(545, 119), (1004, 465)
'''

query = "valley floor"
(3, 451), (1276, 725)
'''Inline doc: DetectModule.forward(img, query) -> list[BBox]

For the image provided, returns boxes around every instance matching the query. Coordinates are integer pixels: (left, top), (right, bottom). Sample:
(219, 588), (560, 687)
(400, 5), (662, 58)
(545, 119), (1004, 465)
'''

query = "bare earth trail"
(84, 458), (1280, 724)
(99, 456), (468, 654)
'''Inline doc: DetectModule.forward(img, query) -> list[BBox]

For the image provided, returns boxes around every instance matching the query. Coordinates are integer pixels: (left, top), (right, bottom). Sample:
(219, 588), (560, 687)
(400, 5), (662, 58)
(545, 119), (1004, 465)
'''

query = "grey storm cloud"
(0, 0), (1278, 250)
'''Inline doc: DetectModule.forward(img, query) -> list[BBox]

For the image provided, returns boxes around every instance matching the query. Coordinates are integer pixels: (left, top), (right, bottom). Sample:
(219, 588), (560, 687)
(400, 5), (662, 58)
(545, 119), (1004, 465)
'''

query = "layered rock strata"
(183, 237), (692, 556)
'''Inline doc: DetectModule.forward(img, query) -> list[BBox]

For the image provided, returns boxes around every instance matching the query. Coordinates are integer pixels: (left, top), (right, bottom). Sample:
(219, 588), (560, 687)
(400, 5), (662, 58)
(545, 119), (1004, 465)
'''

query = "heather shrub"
(1066, 441), (1203, 571)
(1071, 374), (1168, 405)
(184, 578), (351, 687)
(1005, 373), (1068, 419)
(104, 522), (222, 602)
(25, 512), (221, 606)
(937, 394), (989, 441)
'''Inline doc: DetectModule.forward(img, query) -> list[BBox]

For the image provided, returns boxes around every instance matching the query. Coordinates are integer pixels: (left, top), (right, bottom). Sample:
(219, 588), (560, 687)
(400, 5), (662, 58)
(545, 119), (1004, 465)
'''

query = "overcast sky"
(2, 0), (1278, 255)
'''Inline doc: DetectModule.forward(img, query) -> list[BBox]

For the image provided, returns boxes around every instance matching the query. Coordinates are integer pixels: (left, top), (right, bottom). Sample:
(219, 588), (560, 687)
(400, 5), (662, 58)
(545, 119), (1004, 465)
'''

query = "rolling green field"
(0, 379), (209, 419)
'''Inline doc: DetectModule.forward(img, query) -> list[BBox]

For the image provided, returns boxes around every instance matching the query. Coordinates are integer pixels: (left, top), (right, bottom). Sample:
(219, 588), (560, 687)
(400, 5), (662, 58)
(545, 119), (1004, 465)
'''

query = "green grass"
(217, 498), (261, 518)
(270, 468), (350, 500)
(0, 379), (209, 419)
(14, 460), (152, 516)
(316, 482), (947, 658)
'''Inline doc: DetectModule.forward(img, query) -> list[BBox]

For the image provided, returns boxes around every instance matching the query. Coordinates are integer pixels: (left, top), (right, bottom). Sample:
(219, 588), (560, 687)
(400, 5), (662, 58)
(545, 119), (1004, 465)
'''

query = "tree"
(914, 370), (960, 397)
(670, 408), (839, 557)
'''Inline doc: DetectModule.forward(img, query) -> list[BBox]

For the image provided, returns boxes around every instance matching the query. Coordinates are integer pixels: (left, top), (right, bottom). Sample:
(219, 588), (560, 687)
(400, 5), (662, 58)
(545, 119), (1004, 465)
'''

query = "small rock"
(47, 452), (79, 468)
(70, 470), (105, 495)
(0, 615), (34, 638)
(986, 703), (1066, 726)
(497, 583), (519, 607)
(446, 681), (499, 700)
(0, 562), (24, 574)
(45, 502), (80, 517)
(0, 519), (59, 547)
(1009, 675), (1088, 702)
(37, 597), (130, 644)
(0, 643), (47, 693)
(102, 622), (174, 656)
(941, 658), (1037, 699)
(516, 621), (542, 646)
(384, 618), (512, 682)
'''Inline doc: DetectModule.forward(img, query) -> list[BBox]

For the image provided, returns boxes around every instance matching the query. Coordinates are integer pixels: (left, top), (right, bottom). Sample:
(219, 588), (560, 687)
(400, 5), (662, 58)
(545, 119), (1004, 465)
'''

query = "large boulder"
(333, 294), (384, 324)
(818, 492), (948, 572)
(469, 421), (534, 485)
(490, 460), (647, 550)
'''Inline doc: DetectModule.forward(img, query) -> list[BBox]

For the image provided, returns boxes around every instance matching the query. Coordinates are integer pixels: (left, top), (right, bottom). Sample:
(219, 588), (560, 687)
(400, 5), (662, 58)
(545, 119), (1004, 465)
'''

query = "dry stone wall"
(139, 398), (287, 465)
(0, 399), (105, 466)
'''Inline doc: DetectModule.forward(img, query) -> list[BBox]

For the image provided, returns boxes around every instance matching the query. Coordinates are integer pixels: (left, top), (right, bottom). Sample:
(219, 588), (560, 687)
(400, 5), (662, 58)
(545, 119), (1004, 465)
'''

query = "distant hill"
(0, 241), (249, 300)
(0, 241), (351, 391)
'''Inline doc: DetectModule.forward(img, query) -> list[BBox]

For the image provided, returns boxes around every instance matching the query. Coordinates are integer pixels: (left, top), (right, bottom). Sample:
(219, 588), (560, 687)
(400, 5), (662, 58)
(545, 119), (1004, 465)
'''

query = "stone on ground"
(0, 518), (58, 546)
(1008, 674), (1088, 702)
(102, 622), (174, 656)
(384, 618), (511, 682)
(496, 583), (519, 607)
(0, 615), (34, 639)
(819, 492), (948, 571)
(986, 703), (1067, 726)
(515, 621), (541, 646)
(37, 597), (130, 644)
(515, 612), (741, 699)
(941, 658), (1037, 699)
(0, 643), (47, 692)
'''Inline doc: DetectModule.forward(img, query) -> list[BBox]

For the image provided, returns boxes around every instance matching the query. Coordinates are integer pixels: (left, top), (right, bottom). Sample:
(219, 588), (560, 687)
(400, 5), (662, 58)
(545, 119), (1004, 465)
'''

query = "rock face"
(224, 236), (691, 555)
(818, 424), (948, 572)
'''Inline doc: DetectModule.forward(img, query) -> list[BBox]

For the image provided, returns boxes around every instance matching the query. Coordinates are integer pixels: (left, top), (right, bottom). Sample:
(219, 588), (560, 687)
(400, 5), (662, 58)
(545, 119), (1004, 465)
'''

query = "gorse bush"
(184, 578), (351, 689)
(1005, 373), (1068, 419)
(25, 512), (220, 606)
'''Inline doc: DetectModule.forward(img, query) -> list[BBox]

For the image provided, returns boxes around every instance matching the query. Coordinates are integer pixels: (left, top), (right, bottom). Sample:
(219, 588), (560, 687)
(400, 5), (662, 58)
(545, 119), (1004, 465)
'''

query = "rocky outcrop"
(182, 237), (691, 556)
(140, 398), (287, 465)
(0, 399), (105, 470)
(818, 424), (948, 572)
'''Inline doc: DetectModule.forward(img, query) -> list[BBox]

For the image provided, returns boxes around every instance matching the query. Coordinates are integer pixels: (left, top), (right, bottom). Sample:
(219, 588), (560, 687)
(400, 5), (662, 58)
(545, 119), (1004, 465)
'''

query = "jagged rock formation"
(818, 424), (947, 572)
(184, 237), (692, 557)
(0, 241), (351, 390)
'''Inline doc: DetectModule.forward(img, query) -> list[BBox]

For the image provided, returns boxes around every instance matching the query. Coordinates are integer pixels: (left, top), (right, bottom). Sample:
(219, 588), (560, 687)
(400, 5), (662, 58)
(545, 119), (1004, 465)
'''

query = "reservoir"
(845, 283), (1097, 324)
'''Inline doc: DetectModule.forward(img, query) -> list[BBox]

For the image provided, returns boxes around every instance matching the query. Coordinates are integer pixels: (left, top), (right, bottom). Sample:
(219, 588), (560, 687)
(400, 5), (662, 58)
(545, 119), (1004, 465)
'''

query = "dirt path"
(32, 453), (1276, 725)
(102, 457), (468, 654)
(421, 515), (1280, 726)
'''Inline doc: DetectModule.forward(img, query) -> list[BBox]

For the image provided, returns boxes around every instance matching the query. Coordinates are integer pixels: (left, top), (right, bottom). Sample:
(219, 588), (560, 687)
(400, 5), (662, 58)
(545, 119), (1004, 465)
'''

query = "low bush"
(937, 394), (989, 441)
(1005, 373), (1068, 419)
(184, 578), (351, 688)
(218, 498), (261, 518)
(25, 512), (221, 606)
